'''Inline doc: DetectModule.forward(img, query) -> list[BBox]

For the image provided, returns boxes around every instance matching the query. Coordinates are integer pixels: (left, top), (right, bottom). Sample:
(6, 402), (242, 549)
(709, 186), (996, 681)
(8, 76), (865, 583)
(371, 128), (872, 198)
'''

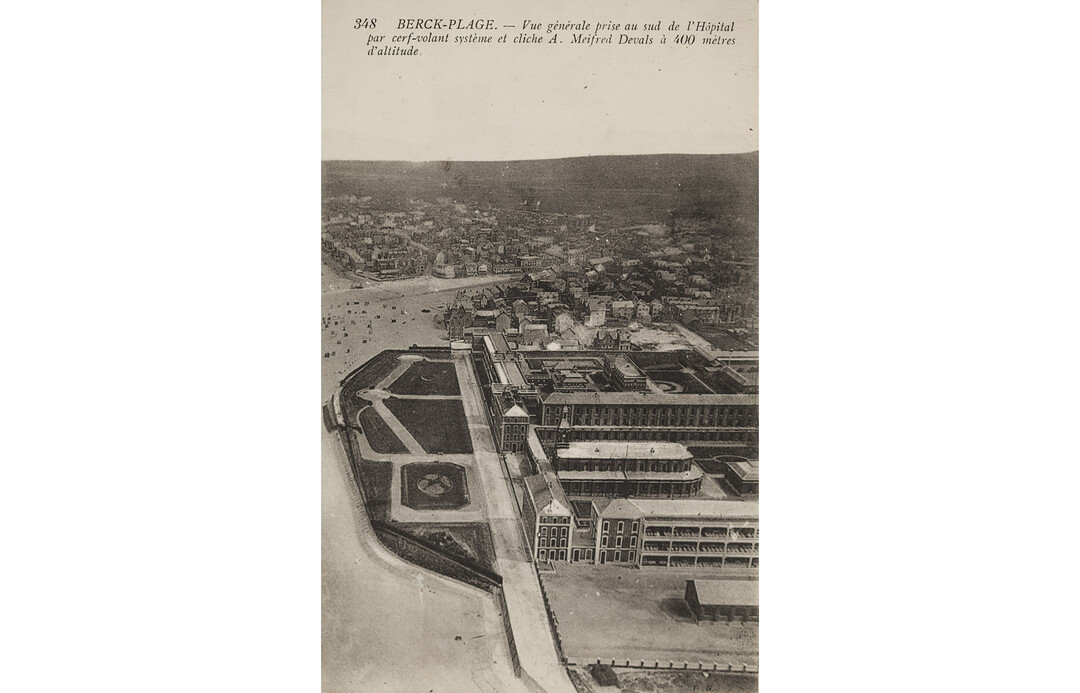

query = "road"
(670, 324), (759, 361)
(453, 351), (577, 693)
(323, 264), (514, 298)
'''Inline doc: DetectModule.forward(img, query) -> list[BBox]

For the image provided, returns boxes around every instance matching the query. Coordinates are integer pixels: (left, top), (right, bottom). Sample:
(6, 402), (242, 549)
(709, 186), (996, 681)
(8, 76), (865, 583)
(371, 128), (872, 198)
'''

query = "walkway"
(453, 351), (577, 693)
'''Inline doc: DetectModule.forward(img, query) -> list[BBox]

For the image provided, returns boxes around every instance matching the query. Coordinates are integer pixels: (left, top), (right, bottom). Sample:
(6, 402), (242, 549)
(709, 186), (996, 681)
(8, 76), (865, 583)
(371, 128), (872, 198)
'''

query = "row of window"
(558, 460), (692, 473)
(547, 405), (757, 428)
(537, 548), (567, 561)
(602, 520), (639, 534)
(561, 479), (701, 496)
(539, 515), (571, 524)
(601, 534), (637, 549)
(539, 525), (569, 537)
(545, 429), (756, 445)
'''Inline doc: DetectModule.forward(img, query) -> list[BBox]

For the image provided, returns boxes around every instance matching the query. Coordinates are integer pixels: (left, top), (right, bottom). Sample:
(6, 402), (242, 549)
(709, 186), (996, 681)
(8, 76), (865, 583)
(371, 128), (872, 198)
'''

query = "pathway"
(453, 351), (577, 693)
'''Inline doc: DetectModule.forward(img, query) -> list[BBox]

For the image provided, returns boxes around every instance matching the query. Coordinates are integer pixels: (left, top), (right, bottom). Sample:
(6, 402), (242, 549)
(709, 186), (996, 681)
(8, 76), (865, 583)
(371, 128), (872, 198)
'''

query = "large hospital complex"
(474, 332), (760, 572)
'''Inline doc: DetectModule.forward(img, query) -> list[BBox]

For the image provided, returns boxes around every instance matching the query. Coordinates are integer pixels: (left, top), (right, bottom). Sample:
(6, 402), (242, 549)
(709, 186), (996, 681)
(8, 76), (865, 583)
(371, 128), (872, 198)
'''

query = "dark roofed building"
(554, 441), (703, 498)
(723, 459), (759, 495)
(684, 579), (758, 622)
(539, 390), (758, 448)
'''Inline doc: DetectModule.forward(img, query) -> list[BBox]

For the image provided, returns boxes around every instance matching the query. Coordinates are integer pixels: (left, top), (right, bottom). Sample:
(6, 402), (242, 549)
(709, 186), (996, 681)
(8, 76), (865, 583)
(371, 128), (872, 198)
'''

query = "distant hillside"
(322, 153), (758, 222)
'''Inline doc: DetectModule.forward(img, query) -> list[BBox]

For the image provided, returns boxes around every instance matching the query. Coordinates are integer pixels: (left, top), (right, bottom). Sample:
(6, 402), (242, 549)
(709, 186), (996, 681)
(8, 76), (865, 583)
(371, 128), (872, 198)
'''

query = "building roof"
(503, 361), (528, 387)
(557, 468), (703, 482)
(570, 500), (595, 519)
(725, 459), (759, 481)
(523, 447), (571, 515)
(542, 391), (758, 406)
(558, 441), (693, 461)
(599, 499), (758, 521)
(689, 579), (758, 607)
(608, 354), (644, 378)
(502, 403), (529, 418)
(489, 332), (510, 354)
(524, 473), (568, 516)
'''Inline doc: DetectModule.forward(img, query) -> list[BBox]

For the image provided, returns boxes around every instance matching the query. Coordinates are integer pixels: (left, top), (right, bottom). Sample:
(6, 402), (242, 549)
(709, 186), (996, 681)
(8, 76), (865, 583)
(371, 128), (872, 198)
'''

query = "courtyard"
(542, 564), (758, 667)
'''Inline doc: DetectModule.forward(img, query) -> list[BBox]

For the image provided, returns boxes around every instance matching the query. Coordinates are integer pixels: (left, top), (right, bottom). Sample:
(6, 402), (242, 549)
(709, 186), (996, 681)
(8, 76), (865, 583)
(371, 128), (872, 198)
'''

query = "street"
(453, 351), (577, 693)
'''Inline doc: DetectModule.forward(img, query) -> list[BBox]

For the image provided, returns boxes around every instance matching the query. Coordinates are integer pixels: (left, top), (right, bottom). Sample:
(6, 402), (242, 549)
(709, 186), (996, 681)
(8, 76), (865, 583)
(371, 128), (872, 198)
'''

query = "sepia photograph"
(321, 156), (759, 692)
(322, 3), (759, 690)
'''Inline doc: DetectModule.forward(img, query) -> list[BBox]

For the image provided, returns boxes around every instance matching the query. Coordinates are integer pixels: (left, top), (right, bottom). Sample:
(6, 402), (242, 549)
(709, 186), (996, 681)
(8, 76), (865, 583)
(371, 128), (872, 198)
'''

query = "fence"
(370, 520), (502, 591)
(567, 657), (758, 674)
(492, 586), (521, 677)
(535, 575), (566, 663)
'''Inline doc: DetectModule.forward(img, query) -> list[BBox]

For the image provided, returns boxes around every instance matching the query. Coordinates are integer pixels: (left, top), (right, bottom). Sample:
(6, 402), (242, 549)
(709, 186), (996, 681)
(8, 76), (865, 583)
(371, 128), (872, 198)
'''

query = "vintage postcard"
(322, 2), (758, 691)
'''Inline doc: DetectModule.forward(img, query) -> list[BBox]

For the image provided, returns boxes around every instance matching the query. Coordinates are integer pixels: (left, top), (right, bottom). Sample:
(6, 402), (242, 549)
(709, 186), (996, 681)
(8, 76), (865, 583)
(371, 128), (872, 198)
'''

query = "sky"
(323, 0), (758, 161)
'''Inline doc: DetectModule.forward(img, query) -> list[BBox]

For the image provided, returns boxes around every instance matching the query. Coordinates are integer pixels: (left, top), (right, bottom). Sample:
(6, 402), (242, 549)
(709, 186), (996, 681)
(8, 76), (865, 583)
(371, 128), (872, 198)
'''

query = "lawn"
(690, 327), (756, 352)
(384, 397), (473, 454)
(398, 522), (498, 574)
(646, 370), (716, 394)
(339, 351), (402, 419)
(349, 447), (393, 524)
(542, 564), (758, 665)
(358, 406), (409, 454)
(568, 667), (758, 693)
(387, 360), (461, 396)
(695, 459), (730, 475)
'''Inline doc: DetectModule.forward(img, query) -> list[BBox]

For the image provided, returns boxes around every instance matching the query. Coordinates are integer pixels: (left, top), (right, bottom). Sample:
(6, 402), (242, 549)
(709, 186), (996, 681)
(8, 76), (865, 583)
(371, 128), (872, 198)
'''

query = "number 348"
(354, 18), (377, 29)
